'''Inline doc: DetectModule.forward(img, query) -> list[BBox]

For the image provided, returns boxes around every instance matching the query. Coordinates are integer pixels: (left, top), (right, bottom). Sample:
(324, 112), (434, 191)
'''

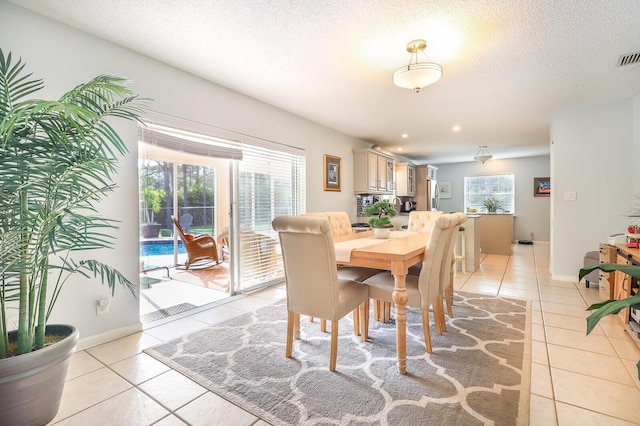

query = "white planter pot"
(0, 324), (79, 426)
(373, 228), (391, 239)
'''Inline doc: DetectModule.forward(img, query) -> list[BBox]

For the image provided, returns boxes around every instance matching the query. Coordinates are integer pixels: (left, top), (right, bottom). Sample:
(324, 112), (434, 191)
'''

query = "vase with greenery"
(364, 201), (398, 228)
(0, 50), (146, 423)
(481, 198), (502, 213)
(364, 201), (397, 238)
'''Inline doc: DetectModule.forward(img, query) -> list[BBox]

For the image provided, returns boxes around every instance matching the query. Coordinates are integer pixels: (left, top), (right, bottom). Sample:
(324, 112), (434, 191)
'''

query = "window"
(464, 174), (515, 213)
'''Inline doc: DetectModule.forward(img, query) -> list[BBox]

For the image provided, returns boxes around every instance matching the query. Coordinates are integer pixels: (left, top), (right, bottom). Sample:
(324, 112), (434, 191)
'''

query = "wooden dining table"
(334, 230), (429, 374)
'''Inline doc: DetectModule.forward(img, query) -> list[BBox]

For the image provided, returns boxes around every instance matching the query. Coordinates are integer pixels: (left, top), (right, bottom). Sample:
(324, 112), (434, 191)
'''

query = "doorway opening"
(139, 158), (229, 323)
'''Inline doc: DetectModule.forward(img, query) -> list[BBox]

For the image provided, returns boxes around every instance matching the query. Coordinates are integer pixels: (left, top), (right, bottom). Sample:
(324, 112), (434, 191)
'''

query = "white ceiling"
(9, 0), (640, 164)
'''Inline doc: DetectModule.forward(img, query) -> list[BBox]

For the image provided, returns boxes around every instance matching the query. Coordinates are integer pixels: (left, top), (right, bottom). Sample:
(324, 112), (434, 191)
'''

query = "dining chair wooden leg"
(294, 312), (301, 339)
(437, 294), (447, 333)
(373, 299), (380, 321)
(432, 296), (445, 335)
(353, 308), (361, 336)
(329, 320), (339, 371)
(320, 319), (327, 332)
(447, 263), (455, 318)
(286, 311), (295, 358)
(446, 285), (454, 318)
(309, 316), (314, 323)
(420, 308), (433, 354)
(360, 299), (370, 342)
(384, 302), (391, 322)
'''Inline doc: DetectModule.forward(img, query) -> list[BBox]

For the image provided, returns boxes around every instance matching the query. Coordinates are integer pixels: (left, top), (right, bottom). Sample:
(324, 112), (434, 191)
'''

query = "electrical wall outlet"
(96, 298), (109, 315)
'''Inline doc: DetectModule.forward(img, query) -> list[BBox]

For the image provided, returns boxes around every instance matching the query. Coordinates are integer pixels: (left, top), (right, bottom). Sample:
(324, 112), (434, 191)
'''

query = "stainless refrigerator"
(427, 179), (439, 211)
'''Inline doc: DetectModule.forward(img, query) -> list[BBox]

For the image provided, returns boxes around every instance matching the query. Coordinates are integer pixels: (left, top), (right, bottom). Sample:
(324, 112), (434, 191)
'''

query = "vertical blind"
(236, 143), (306, 288)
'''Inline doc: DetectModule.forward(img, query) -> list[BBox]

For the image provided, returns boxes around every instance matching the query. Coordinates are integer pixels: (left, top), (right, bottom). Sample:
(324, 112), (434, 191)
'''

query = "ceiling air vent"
(619, 52), (640, 67)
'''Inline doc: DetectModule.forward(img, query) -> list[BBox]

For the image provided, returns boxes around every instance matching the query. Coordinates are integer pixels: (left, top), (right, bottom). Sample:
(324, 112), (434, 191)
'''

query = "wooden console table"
(612, 244), (640, 346)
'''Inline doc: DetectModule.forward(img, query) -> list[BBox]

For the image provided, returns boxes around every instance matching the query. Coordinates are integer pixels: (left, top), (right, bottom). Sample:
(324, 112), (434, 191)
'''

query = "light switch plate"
(564, 191), (577, 201)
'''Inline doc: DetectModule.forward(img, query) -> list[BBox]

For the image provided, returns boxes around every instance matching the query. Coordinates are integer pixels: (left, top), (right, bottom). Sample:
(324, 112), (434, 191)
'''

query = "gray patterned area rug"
(145, 291), (531, 425)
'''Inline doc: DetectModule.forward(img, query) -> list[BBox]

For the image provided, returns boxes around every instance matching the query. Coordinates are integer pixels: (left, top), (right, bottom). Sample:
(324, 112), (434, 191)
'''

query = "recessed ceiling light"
(452, 126), (461, 132)
(401, 133), (408, 138)
(397, 147), (403, 152)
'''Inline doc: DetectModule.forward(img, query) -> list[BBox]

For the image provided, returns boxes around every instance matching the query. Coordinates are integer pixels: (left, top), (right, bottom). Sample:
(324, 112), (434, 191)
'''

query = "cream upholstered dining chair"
(422, 212), (467, 334)
(362, 213), (458, 353)
(272, 215), (370, 371)
(302, 212), (355, 239)
(407, 210), (444, 232)
(301, 212), (379, 333)
(440, 213), (468, 323)
(372, 209), (445, 322)
(406, 210), (444, 277)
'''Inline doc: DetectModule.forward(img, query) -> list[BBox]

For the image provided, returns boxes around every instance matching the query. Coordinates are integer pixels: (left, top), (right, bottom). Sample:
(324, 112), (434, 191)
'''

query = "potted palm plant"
(364, 201), (398, 239)
(0, 50), (146, 424)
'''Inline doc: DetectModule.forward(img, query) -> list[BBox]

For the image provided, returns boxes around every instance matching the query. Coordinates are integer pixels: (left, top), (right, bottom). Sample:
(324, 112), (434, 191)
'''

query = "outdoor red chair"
(171, 215), (221, 269)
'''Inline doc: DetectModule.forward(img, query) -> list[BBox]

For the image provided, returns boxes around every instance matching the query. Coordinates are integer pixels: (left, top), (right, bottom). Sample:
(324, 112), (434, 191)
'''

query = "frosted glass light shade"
(393, 62), (443, 93)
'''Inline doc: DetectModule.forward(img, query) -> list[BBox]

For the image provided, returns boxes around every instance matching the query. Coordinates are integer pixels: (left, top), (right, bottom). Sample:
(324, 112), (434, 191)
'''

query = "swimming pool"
(140, 241), (186, 257)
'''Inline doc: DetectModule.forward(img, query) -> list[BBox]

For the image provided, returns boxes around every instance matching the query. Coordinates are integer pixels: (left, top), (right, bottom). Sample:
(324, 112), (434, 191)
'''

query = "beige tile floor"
(50, 242), (640, 425)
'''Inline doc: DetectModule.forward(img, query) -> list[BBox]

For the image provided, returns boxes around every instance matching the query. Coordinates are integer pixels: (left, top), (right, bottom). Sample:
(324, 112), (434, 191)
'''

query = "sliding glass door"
(139, 119), (305, 296)
(138, 159), (219, 271)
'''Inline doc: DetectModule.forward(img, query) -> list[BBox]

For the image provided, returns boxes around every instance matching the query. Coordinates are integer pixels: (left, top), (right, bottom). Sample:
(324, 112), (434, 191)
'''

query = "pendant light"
(392, 39), (443, 93)
(474, 146), (493, 164)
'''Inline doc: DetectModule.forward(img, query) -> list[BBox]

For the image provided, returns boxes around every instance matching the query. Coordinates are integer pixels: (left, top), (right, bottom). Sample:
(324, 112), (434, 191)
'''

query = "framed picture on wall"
(323, 154), (341, 192)
(534, 177), (550, 197)
(439, 181), (452, 199)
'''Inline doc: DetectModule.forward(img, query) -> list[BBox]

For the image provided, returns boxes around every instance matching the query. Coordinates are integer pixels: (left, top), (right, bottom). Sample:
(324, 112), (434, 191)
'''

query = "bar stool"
(454, 226), (466, 276)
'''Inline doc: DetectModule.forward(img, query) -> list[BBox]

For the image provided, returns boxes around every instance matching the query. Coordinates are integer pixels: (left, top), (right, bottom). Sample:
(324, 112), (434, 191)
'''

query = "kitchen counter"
(477, 213), (513, 255)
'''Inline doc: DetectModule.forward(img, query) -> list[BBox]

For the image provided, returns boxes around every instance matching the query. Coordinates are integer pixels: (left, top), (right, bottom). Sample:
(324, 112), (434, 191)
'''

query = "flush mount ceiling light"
(474, 146), (493, 164)
(392, 39), (443, 93)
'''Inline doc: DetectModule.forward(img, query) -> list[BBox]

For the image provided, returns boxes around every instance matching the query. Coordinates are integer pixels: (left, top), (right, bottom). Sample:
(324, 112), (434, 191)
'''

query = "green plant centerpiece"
(364, 201), (397, 239)
(364, 201), (398, 228)
(481, 198), (503, 213)
(0, 50), (146, 424)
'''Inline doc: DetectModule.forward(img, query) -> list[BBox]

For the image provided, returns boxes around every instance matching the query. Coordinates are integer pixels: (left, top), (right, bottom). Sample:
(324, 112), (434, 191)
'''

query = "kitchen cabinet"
(395, 163), (416, 196)
(353, 149), (395, 194)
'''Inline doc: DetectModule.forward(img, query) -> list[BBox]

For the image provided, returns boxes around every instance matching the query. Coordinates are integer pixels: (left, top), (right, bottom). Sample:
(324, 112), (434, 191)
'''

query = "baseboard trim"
(550, 274), (576, 282)
(76, 322), (143, 351)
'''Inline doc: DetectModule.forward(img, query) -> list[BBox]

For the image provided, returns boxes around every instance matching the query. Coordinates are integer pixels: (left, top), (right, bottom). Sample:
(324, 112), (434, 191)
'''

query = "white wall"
(550, 96), (637, 280)
(1, 3), (370, 344)
(435, 156), (551, 241)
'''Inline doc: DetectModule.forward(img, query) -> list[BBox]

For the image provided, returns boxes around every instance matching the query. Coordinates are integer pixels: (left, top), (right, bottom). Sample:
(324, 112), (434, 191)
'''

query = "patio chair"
(180, 213), (194, 233)
(171, 215), (221, 269)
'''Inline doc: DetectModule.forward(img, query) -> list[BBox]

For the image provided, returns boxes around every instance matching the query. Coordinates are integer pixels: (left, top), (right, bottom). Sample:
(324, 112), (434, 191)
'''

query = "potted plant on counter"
(0, 50), (146, 425)
(481, 198), (503, 213)
(364, 201), (398, 239)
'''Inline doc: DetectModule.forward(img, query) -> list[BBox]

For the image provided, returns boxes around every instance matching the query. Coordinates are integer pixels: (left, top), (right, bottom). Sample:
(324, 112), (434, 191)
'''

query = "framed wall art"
(439, 180), (452, 199)
(323, 154), (341, 192)
(533, 177), (550, 197)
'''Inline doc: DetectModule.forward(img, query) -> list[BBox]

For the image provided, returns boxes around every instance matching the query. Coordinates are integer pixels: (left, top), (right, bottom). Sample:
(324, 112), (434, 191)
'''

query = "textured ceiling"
(8, 0), (640, 163)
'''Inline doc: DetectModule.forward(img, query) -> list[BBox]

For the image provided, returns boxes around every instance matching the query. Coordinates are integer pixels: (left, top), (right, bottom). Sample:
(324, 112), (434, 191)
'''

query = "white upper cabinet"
(353, 149), (395, 194)
(395, 163), (416, 196)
